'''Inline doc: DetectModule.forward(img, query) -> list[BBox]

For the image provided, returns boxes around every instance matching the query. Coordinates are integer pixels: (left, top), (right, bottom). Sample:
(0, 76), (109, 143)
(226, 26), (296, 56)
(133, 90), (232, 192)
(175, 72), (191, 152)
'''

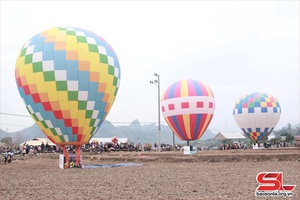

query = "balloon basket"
(59, 154), (83, 169)
(183, 146), (197, 155)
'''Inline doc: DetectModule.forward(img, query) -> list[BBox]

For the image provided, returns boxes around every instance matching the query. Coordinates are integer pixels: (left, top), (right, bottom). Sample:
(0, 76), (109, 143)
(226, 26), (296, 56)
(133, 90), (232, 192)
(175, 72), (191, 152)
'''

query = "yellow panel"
(55, 31), (66, 42)
(181, 80), (188, 97)
(89, 55), (101, 69)
(57, 91), (68, 101)
(66, 36), (78, 50)
(59, 100), (70, 110)
(47, 28), (59, 36)
(25, 70), (35, 85)
(77, 44), (90, 60)
(183, 114), (191, 139)
(260, 102), (267, 107)
(44, 82), (58, 101)
(69, 101), (78, 118)
(33, 73), (47, 92)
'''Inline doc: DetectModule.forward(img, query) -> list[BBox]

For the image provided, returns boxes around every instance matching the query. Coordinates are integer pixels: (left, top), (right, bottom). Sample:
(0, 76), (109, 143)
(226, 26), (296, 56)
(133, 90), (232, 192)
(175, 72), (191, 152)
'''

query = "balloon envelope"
(161, 79), (215, 141)
(233, 92), (281, 142)
(15, 27), (120, 146)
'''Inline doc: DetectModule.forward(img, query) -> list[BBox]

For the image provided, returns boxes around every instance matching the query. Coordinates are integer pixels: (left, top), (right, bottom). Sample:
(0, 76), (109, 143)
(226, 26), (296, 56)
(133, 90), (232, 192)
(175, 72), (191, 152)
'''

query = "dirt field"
(1, 148), (299, 200)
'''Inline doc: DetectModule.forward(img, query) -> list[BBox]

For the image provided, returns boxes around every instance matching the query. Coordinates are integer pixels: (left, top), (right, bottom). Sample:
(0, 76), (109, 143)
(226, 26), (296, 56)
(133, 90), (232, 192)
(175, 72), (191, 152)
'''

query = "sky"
(0, 0), (299, 134)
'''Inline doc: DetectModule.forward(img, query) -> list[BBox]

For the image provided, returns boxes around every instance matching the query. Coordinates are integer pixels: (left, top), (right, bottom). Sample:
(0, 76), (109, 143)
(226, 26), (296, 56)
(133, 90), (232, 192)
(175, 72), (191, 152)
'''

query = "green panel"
(32, 113), (39, 121)
(44, 71), (55, 82)
(77, 36), (87, 43)
(20, 48), (27, 57)
(113, 76), (118, 86)
(85, 110), (93, 118)
(114, 87), (119, 96)
(100, 54), (108, 64)
(78, 101), (87, 110)
(50, 128), (58, 136)
(33, 62), (43, 72)
(248, 102), (254, 108)
(41, 121), (49, 128)
(59, 135), (65, 142)
(68, 91), (78, 100)
(88, 44), (98, 53)
(56, 81), (67, 91)
(89, 119), (96, 126)
(108, 65), (114, 75)
(25, 54), (33, 64)
(66, 30), (76, 35)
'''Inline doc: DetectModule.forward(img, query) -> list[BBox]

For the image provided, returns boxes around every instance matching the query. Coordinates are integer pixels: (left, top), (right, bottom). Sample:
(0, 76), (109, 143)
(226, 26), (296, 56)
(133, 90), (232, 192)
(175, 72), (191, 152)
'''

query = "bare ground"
(1, 148), (299, 200)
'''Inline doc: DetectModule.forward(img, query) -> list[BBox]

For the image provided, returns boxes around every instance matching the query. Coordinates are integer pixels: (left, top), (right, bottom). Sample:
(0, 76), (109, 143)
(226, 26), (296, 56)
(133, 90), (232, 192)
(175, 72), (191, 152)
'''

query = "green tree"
(0, 137), (12, 145)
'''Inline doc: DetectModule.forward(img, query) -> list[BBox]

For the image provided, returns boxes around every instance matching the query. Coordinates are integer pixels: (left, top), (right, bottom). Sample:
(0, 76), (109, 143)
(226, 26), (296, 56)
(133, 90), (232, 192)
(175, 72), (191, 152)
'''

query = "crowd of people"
(82, 141), (181, 153)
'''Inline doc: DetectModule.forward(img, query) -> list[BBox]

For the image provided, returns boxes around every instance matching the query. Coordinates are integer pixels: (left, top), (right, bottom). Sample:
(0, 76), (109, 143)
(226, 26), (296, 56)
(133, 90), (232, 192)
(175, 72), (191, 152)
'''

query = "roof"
(214, 132), (246, 140)
(21, 138), (56, 146)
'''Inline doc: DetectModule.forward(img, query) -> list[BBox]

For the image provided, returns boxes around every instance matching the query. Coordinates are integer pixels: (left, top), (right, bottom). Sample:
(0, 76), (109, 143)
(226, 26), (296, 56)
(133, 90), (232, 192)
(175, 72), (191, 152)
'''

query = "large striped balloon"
(15, 27), (120, 146)
(161, 79), (215, 141)
(233, 92), (281, 142)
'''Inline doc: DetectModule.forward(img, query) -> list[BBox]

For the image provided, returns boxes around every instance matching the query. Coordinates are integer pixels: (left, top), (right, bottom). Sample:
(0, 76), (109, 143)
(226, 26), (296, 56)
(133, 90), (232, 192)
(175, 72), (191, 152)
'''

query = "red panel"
(189, 114), (196, 139)
(168, 104), (175, 110)
(54, 110), (63, 119)
(32, 93), (41, 103)
(64, 119), (72, 127)
(209, 102), (213, 108)
(42, 102), (52, 111)
(197, 101), (203, 108)
(23, 85), (30, 95)
(16, 77), (22, 87)
(72, 127), (78, 134)
(161, 106), (165, 112)
(181, 102), (189, 109)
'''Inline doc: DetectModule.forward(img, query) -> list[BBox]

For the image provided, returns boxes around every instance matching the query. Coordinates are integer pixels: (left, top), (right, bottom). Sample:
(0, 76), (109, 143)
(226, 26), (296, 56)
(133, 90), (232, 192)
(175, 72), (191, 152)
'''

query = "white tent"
(90, 137), (130, 144)
(21, 138), (56, 147)
(214, 132), (246, 140)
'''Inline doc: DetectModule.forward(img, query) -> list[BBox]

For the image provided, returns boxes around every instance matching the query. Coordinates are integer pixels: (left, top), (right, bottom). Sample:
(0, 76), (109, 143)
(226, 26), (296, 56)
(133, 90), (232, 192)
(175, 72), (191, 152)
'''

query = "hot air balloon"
(233, 92), (281, 142)
(15, 27), (120, 168)
(161, 79), (216, 144)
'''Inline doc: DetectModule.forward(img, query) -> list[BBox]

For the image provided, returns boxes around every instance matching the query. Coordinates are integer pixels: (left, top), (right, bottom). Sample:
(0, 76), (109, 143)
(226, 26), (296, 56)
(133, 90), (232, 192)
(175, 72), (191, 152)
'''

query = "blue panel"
(78, 71), (90, 90)
(256, 128), (261, 132)
(273, 107), (277, 113)
(33, 43), (44, 53)
(194, 114), (202, 139)
(54, 50), (66, 70)
(57, 120), (66, 134)
(248, 107), (254, 113)
(261, 107), (268, 113)
(247, 128), (252, 132)
(43, 43), (55, 60)
(66, 60), (79, 80)
(171, 115), (186, 140)
(87, 82), (98, 100)
(192, 80), (203, 96)
(254, 102), (260, 107)
(96, 93), (104, 101)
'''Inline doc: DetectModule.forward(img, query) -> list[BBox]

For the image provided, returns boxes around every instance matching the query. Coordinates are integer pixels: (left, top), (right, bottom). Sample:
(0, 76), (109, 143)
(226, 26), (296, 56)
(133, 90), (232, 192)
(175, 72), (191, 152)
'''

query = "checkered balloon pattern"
(161, 79), (215, 141)
(15, 27), (120, 146)
(233, 92), (281, 142)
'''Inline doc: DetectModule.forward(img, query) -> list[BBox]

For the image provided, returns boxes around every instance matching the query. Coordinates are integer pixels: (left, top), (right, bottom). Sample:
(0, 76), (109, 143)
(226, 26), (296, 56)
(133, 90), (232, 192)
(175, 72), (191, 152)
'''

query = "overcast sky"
(0, 1), (299, 133)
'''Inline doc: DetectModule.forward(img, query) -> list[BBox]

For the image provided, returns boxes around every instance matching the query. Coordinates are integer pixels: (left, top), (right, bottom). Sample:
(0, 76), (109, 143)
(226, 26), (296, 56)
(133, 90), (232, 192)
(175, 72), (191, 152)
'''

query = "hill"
(0, 119), (216, 145)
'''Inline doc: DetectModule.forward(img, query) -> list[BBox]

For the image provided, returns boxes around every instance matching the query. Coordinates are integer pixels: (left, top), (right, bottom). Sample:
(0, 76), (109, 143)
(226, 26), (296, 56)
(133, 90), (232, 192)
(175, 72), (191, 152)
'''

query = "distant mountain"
(0, 119), (217, 145)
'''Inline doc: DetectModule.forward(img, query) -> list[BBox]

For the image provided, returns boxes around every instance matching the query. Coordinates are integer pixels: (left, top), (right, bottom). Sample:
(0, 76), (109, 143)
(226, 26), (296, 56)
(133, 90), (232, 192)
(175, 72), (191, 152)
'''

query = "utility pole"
(150, 73), (161, 152)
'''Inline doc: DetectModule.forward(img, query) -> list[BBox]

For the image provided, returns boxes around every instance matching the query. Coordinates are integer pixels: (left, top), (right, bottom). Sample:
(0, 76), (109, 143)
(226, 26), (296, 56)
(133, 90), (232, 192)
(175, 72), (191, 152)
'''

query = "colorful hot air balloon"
(161, 79), (216, 142)
(233, 92), (281, 142)
(15, 27), (120, 168)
